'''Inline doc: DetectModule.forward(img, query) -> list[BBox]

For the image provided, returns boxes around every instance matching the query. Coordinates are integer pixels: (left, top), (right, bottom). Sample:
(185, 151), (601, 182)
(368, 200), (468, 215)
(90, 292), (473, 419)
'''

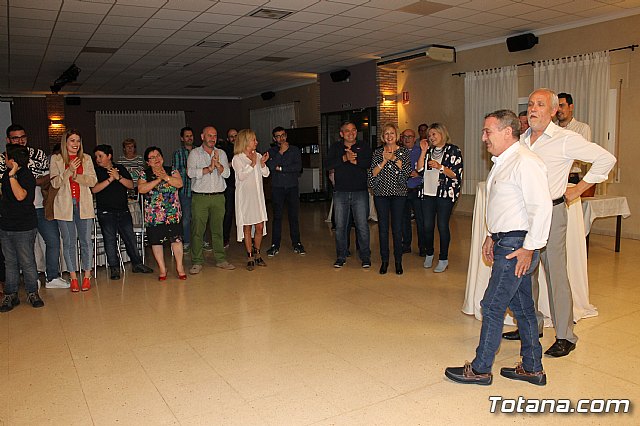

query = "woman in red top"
(51, 129), (97, 292)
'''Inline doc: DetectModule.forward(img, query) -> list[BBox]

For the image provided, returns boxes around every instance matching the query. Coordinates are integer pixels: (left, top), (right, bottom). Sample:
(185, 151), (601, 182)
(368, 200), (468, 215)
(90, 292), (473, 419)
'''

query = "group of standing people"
(328, 120), (464, 276)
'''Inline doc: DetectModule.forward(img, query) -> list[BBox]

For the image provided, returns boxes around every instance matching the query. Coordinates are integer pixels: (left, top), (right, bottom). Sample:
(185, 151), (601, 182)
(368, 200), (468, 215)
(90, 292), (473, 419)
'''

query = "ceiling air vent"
(377, 45), (456, 71)
(250, 8), (293, 19)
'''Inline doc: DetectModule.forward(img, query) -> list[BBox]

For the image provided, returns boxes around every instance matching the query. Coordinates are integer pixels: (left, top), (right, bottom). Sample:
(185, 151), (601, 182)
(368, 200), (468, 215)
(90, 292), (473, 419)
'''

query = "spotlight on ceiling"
(50, 64), (81, 94)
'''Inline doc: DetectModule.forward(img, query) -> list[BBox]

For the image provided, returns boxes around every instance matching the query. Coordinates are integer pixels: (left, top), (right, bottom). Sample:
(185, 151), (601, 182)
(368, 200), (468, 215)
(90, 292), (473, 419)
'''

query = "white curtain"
(463, 66), (518, 194)
(534, 51), (610, 151)
(95, 111), (186, 165)
(249, 103), (296, 153)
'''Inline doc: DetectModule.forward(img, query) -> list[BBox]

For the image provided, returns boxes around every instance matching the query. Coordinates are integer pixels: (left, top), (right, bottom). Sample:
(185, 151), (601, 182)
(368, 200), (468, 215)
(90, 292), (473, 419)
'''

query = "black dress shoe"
(132, 264), (153, 273)
(110, 267), (120, 280)
(502, 329), (543, 341)
(445, 362), (492, 385)
(545, 339), (576, 357)
(379, 262), (388, 274)
(500, 363), (546, 386)
(395, 262), (403, 275)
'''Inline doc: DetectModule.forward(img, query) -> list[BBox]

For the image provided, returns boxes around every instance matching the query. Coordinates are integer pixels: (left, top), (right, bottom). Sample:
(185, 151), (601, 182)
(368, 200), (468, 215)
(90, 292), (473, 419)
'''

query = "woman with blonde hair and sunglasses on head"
(232, 129), (270, 271)
(50, 129), (97, 292)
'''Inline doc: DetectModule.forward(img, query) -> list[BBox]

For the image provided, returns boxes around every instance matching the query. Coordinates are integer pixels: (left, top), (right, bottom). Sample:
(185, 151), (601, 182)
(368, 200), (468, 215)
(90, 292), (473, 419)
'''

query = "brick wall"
(376, 68), (398, 127)
(46, 94), (65, 148)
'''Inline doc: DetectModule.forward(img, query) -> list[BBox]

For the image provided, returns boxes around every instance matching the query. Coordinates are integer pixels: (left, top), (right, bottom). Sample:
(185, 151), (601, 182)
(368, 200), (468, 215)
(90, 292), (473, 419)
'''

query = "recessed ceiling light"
(250, 8), (293, 19)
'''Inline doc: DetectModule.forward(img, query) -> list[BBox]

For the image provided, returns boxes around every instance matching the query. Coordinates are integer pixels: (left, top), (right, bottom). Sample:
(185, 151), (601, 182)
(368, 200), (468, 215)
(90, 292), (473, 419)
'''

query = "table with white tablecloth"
(462, 181), (597, 327)
(581, 195), (630, 253)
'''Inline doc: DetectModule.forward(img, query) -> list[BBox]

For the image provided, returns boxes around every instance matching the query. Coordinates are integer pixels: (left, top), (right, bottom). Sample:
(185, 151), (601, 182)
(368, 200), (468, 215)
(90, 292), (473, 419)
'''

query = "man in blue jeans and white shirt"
(445, 110), (552, 386)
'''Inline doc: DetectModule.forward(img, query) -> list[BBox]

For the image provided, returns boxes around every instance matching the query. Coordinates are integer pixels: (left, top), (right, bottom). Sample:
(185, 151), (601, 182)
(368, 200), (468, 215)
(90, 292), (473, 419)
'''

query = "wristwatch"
(439, 165), (445, 172)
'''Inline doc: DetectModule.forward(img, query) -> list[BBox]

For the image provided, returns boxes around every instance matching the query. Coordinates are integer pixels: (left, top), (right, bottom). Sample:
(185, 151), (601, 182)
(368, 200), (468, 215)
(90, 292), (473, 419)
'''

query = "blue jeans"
(402, 189), (425, 252)
(97, 210), (143, 268)
(36, 208), (61, 281)
(422, 196), (454, 260)
(179, 192), (191, 244)
(0, 228), (39, 294)
(271, 186), (301, 248)
(472, 236), (542, 374)
(333, 191), (370, 262)
(58, 199), (93, 272)
(374, 195), (406, 262)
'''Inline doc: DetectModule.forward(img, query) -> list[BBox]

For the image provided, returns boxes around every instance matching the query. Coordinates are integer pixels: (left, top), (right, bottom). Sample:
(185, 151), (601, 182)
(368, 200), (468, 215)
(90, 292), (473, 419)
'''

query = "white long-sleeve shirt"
(485, 143), (552, 250)
(187, 146), (230, 193)
(521, 121), (616, 199)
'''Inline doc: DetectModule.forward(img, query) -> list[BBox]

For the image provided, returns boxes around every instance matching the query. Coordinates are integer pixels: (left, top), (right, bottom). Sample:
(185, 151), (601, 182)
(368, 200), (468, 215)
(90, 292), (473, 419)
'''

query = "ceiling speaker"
(330, 69), (351, 82)
(261, 91), (275, 100)
(506, 33), (538, 52)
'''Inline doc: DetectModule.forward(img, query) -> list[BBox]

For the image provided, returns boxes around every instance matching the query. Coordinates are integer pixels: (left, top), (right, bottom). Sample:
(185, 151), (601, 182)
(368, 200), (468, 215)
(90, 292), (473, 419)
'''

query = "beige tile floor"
(1, 202), (639, 425)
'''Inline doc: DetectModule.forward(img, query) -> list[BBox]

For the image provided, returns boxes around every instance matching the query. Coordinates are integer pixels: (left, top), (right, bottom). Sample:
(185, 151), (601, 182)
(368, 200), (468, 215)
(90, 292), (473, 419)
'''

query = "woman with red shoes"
(51, 129), (97, 292)
(138, 146), (186, 281)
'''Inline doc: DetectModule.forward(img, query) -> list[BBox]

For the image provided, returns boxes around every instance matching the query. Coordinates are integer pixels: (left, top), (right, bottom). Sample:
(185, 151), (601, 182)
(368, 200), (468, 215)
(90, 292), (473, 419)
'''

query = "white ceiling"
(1, 0), (639, 98)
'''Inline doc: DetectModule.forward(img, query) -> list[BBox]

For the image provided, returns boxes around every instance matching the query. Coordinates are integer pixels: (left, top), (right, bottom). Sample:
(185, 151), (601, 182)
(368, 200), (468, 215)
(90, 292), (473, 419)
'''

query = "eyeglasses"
(400, 135), (415, 139)
(147, 155), (162, 160)
(9, 135), (27, 141)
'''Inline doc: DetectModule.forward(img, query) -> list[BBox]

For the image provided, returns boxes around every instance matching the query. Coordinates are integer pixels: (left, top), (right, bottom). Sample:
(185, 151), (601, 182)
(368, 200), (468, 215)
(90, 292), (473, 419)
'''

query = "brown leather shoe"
(500, 363), (547, 386)
(445, 362), (493, 385)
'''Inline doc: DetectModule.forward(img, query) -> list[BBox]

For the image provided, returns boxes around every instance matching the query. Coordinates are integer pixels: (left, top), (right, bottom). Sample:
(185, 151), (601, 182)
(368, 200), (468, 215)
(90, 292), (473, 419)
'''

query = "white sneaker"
(46, 277), (70, 289)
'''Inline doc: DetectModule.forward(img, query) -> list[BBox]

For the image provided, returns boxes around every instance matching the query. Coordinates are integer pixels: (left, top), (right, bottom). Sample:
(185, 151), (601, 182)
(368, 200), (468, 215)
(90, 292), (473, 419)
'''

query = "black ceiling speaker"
(261, 91), (275, 100)
(506, 33), (538, 52)
(330, 69), (351, 82)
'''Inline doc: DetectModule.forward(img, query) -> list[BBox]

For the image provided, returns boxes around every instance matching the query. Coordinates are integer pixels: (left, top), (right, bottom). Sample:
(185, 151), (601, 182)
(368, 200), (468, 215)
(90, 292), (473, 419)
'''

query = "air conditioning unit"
(377, 45), (456, 70)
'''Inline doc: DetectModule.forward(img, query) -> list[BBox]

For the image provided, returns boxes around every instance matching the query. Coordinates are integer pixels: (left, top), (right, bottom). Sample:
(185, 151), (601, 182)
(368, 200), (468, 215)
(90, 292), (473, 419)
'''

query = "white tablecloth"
(581, 195), (630, 235)
(462, 182), (597, 326)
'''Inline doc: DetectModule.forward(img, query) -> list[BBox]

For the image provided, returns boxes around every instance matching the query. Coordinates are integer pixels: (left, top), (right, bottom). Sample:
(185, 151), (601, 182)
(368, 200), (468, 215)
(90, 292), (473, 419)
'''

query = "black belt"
(491, 230), (527, 241)
(193, 191), (224, 195)
(552, 196), (565, 206)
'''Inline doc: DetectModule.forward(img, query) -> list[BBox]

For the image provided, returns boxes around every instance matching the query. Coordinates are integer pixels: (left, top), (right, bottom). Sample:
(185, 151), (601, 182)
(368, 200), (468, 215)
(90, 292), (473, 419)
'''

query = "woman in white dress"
(232, 129), (270, 270)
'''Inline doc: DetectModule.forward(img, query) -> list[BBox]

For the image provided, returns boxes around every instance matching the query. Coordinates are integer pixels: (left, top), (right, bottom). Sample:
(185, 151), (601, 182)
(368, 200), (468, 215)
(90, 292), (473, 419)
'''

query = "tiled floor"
(1, 202), (638, 425)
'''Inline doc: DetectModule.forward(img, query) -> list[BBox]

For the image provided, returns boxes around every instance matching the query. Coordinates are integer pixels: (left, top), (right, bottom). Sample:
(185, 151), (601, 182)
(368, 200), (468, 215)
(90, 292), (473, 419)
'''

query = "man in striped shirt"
(172, 127), (194, 249)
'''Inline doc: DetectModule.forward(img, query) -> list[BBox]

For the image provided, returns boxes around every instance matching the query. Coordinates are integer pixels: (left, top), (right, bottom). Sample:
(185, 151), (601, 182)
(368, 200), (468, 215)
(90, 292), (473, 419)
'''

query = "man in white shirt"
(187, 126), (235, 273)
(446, 109), (551, 386)
(556, 92), (592, 184)
(502, 88), (616, 358)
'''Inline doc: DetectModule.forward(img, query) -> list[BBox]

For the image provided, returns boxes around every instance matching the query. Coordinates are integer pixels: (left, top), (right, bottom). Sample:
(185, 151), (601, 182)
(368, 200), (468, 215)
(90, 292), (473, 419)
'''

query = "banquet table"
(581, 195), (631, 252)
(462, 182), (598, 326)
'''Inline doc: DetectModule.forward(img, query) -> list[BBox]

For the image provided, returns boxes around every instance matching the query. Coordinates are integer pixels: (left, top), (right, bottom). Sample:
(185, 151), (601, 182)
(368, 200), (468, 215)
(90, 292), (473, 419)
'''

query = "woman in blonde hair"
(232, 129), (270, 271)
(50, 129), (97, 292)
(368, 122), (411, 275)
(417, 122), (463, 273)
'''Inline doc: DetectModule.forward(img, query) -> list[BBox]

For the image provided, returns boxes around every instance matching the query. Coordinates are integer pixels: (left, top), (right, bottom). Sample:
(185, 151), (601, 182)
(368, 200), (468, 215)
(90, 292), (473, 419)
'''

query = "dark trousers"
(223, 185), (235, 245)
(374, 195), (406, 263)
(97, 210), (143, 268)
(422, 196), (454, 260)
(271, 186), (301, 248)
(402, 189), (426, 253)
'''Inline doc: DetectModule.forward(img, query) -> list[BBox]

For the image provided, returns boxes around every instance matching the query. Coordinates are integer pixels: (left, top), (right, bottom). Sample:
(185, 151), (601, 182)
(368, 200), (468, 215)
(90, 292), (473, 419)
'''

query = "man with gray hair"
(502, 88), (616, 358)
(446, 109), (551, 386)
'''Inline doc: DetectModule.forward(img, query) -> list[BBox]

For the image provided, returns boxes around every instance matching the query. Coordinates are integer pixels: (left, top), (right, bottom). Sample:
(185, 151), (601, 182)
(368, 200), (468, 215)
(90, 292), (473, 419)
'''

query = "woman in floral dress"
(138, 146), (186, 280)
